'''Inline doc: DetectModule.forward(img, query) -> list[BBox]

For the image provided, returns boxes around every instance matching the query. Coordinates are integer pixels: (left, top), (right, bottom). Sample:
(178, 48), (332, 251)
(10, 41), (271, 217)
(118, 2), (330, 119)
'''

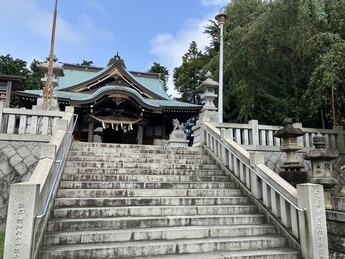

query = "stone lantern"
(195, 71), (219, 123)
(304, 132), (338, 209)
(274, 118), (307, 186)
(35, 56), (64, 111)
(37, 56), (64, 88)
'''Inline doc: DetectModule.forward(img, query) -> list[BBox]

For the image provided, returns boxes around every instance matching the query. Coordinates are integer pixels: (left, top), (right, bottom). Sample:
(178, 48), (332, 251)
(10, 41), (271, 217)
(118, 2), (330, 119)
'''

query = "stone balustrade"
(204, 120), (345, 151)
(0, 102), (65, 142)
(199, 121), (329, 258)
(3, 106), (75, 259)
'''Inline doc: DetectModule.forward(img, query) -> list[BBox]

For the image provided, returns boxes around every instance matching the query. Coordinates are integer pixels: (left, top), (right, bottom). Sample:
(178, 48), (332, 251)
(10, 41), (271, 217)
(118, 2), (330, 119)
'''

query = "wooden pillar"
(88, 119), (94, 142)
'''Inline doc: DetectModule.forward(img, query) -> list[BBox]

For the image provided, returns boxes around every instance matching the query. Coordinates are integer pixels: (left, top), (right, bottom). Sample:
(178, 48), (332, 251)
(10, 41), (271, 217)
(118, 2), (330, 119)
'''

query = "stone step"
(38, 236), (288, 259)
(70, 143), (204, 154)
(61, 173), (231, 183)
(54, 196), (250, 207)
(67, 156), (213, 164)
(63, 167), (225, 176)
(68, 151), (210, 160)
(65, 161), (219, 170)
(52, 205), (258, 218)
(47, 214), (267, 232)
(124, 248), (301, 259)
(43, 225), (277, 245)
(57, 188), (243, 198)
(39, 142), (301, 258)
(58, 181), (235, 190)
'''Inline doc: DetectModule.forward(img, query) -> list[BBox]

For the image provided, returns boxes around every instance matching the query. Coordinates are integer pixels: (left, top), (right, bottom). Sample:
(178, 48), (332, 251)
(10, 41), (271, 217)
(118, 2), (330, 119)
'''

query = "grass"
(0, 232), (4, 259)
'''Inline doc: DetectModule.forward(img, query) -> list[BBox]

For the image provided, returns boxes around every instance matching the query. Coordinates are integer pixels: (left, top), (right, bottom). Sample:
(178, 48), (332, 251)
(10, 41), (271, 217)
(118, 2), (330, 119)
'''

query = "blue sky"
(0, 0), (229, 96)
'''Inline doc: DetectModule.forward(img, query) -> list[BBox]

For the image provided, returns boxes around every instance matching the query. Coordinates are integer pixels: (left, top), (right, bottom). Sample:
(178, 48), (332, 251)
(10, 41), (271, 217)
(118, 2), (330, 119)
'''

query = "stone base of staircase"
(38, 142), (301, 259)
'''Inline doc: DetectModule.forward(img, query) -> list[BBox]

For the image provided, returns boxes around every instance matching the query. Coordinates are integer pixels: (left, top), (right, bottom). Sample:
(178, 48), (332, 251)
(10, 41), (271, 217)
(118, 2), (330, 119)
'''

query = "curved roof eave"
(69, 85), (162, 111)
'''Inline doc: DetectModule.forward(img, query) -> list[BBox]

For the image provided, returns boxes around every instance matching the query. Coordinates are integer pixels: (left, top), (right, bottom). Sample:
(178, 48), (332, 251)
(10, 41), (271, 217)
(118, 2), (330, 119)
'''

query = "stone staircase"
(38, 142), (301, 258)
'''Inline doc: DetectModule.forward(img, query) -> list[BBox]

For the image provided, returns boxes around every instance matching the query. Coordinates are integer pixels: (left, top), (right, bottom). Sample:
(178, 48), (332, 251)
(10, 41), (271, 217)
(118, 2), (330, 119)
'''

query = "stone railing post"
(334, 125), (345, 150)
(293, 122), (304, 147)
(249, 152), (264, 200)
(249, 120), (259, 146)
(297, 183), (329, 259)
(4, 183), (40, 259)
(0, 101), (4, 133)
(220, 129), (232, 166)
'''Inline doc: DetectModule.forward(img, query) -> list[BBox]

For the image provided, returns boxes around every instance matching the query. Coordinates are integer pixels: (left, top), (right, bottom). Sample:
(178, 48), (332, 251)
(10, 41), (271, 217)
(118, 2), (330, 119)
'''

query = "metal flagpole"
(43, 0), (58, 110)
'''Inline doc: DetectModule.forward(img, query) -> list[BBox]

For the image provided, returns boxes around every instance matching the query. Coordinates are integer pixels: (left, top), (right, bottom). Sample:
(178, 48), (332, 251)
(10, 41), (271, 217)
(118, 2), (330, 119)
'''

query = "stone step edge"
(123, 248), (300, 259)
(51, 205), (257, 215)
(52, 204), (256, 210)
(44, 224), (276, 236)
(47, 214), (266, 223)
(39, 235), (287, 252)
(54, 196), (246, 200)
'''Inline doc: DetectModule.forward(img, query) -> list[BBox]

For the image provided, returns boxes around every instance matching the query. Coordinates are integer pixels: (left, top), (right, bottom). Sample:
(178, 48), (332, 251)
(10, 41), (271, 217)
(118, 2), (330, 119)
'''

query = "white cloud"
(150, 17), (211, 97)
(201, 0), (231, 7)
(0, 0), (115, 65)
(149, 0), (230, 97)
(86, 0), (107, 14)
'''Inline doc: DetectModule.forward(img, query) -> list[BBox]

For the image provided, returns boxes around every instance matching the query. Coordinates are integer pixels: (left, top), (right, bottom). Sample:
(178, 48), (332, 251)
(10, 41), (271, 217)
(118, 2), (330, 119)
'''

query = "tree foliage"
(148, 62), (169, 92)
(0, 54), (42, 90)
(200, 0), (345, 128)
(173, 41), (208, 103)
(77, 60), (94, 66)
(0, 54), (30, 77)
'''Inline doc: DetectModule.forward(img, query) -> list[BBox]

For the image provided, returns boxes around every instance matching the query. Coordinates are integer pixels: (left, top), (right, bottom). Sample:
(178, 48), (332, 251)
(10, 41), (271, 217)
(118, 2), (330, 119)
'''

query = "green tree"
(202, 0), (345, 127)
(0, 54), (30, 77)
(148, 62), (169, 92)
(305, 39), (345, 127)
(0, 55), (43, 90)
(173, 41), (208, 103)
(78, 60), (93, 66)
(26, 59), (43, 90)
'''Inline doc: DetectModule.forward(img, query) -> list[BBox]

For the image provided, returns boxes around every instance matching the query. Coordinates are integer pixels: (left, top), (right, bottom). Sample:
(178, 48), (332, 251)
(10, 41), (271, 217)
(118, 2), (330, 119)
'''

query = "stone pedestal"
(33, 96), (60, 111)
(168, 128), (189, 147)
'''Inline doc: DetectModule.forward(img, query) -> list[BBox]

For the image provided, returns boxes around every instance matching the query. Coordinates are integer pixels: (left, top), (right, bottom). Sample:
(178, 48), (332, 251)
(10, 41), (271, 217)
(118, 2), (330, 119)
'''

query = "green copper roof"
(124, 68), (169, 100)
(56, 69), (99, 90)
(18, 55), (202, 112)
(18, 85), (202, 110)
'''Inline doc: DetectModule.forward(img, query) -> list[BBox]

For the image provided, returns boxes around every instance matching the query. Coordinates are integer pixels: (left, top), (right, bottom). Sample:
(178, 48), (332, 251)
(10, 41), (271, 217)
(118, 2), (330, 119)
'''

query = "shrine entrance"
(95, 125), (138, 144)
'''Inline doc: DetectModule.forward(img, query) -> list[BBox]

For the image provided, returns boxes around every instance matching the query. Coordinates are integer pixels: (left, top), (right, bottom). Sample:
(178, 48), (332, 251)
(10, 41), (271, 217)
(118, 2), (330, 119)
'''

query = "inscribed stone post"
(4, 183), (40, 259)
(297, 183), (329, 259)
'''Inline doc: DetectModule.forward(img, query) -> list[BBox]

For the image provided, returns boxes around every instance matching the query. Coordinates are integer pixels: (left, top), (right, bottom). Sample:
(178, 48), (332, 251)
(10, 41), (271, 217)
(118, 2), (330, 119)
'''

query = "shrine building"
(15, 54), (202, 144)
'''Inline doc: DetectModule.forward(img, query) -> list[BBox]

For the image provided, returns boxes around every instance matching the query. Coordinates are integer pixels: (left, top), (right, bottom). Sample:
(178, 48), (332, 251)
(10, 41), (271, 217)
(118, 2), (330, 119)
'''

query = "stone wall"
(327, 211), (345, 258)
(0, 141), (42, 231)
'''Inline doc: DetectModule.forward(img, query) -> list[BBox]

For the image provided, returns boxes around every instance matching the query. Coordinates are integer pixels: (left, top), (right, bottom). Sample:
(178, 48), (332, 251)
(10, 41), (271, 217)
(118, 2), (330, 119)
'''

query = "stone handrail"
(199, 121), (329, 258)
(212, 120), (344, 151)
(0, 102), (65, 142)
(3, 106), (75, 259)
